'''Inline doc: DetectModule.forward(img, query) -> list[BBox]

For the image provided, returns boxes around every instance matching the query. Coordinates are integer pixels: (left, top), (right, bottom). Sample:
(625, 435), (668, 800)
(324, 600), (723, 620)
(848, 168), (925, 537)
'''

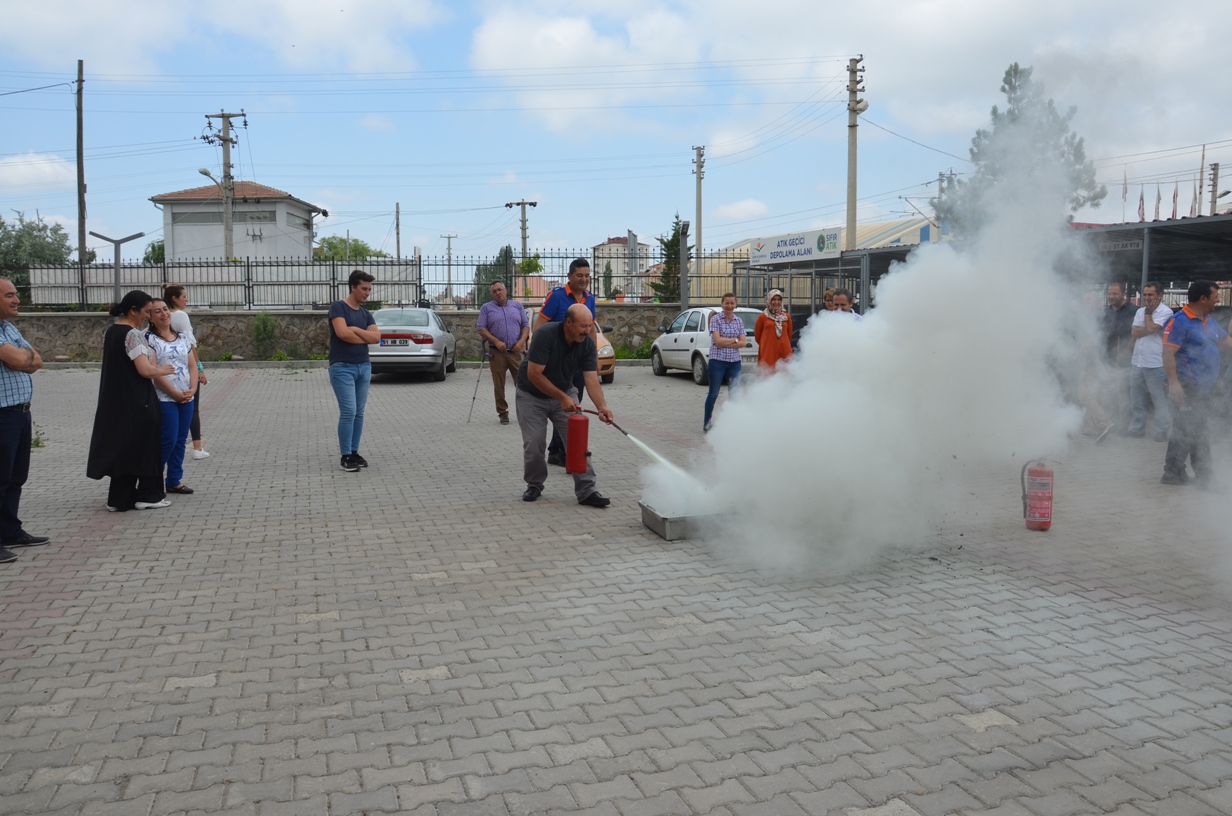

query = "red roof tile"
(151, 181), (323, 212)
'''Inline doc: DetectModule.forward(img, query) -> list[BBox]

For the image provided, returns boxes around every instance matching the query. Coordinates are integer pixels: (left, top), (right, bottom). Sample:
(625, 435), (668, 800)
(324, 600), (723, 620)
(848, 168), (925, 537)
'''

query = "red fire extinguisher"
(1021, 460), (1053, 531)
(565, 410), (589, 474)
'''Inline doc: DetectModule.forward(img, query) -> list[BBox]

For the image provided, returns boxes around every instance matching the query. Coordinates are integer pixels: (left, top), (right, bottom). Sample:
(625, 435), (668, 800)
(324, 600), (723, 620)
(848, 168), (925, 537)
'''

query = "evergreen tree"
(650, 214), (691, 302)
(932, 63), (1106, 234)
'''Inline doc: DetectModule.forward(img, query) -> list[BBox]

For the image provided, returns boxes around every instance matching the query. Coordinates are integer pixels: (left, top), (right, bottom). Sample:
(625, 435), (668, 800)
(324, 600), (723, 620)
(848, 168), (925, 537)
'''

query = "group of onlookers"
(86, 286), (211, 512)
(1099, 279), (1232, 489)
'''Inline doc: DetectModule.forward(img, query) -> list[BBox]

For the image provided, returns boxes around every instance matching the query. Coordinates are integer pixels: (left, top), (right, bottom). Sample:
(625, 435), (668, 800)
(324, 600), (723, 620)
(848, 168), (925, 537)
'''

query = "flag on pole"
(1154, 184), (1161, 221)
(1138, 186), (1145, 222)
(1172, 181), (1179, 220)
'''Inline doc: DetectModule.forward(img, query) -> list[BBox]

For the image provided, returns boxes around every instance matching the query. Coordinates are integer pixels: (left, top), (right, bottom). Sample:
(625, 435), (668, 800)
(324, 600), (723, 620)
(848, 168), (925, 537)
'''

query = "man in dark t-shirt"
(328, 270), (380, 472)
(516, 304), (615, 506)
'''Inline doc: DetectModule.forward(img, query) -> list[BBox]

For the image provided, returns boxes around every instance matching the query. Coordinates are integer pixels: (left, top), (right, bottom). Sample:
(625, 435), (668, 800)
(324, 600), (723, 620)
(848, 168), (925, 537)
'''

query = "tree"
(0, 213), (73, 288)
(519, 253), (544, 277)
(931, 63), (1107, 234)
(473, 245), (516, 307)
(313, 235), (389, 261)
(649, 214), (691, 302)
(602, 260), (614, 299)
(143, 239), (164, 264)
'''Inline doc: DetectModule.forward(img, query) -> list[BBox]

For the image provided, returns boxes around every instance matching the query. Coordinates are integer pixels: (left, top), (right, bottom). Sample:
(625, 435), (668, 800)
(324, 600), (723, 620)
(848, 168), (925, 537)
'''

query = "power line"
(861, 118), (971, 163)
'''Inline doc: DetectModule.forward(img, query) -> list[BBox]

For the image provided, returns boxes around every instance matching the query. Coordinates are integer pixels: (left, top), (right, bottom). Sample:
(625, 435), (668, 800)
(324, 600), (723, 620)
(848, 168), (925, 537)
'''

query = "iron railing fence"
(25, 249), (764, 311)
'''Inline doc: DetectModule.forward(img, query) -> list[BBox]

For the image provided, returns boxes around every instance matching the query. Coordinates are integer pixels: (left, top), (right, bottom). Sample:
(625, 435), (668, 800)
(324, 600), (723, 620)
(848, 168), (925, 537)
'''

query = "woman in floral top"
(146, 299), (199, 496)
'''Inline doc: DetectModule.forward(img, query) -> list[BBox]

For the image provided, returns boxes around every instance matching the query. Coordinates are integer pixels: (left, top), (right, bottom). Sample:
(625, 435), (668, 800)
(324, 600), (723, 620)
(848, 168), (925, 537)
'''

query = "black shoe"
(1160, 472), (1189, 485)
(3, 532), (49, 548)
(340, 455), (360, 472)
(578, 492), (611, 508)
(547, 453), (566, 467)
(0, 546), (16, 563)
(499, 415), (510, 425)
(351, 452), (368, 468)
(522, 485), (542, 502)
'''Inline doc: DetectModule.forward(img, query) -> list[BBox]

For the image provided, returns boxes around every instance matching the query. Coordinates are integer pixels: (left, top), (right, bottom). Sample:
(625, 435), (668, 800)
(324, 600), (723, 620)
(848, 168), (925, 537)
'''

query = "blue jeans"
(1129, 365), (1170, 436)
(158, 400), (195, 487)
(329, 362), (371, 456)
(704, 359), (742, 429)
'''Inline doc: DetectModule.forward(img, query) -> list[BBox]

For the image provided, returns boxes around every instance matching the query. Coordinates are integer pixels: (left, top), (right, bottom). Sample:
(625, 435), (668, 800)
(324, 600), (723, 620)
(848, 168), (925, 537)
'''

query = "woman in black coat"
(86, 291), (175, 511)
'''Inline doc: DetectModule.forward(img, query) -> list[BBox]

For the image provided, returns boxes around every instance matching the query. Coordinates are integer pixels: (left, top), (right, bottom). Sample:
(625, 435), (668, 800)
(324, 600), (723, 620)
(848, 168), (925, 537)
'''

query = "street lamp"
(199, 167), (233, 260)
(89, 230), (145, 305)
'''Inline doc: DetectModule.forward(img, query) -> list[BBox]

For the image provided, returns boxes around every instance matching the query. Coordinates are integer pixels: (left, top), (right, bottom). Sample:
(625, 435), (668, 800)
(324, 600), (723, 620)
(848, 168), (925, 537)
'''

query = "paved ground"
(4, 363), (1232, 816)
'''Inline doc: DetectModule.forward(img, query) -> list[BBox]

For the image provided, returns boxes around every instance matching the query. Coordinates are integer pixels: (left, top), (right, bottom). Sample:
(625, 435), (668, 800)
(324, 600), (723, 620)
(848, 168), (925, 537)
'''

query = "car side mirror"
(601, 325), (613, 333)
(658, 325), (668, 332)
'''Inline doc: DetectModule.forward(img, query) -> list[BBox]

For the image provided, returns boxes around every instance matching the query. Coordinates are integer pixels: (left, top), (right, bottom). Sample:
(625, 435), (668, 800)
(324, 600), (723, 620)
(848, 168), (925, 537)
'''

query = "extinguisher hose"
(1020, 461), (1031, 519)
(579, 408), (629, 437)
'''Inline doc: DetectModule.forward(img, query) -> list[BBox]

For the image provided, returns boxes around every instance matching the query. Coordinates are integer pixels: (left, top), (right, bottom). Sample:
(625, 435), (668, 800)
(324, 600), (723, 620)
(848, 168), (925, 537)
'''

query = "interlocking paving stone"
(5, 366), (1232, 814)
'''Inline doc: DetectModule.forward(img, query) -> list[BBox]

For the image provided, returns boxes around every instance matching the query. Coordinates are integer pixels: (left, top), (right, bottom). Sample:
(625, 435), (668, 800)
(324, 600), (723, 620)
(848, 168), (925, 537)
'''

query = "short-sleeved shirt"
(146, 331), (193, 403)
(539, 284), (595, 323)
(125, 327), (154, 365)
(1130, 303), (1174, 368)
(328, 300), (376, 365)
(1162, 304), (1228, 393)
(169, 310), (197, 348)
(708, 312), (745, 363)
(477, 299), (528, 348)
(0, 321), (34, 407)
(516, 321), (597, 399)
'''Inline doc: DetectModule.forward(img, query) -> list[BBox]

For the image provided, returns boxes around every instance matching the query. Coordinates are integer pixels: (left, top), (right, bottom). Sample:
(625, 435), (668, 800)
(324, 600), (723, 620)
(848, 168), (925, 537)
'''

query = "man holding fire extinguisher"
(516, 303), (615, 506)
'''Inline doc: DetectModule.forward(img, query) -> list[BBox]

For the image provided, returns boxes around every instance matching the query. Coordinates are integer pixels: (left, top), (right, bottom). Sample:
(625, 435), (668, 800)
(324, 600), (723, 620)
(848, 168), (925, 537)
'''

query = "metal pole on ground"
(467, 348), (489, 423)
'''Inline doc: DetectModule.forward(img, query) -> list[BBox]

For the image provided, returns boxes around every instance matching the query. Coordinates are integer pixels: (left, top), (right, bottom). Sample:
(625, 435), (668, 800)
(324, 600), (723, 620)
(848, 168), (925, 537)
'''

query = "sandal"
(166, 484), (194, 495)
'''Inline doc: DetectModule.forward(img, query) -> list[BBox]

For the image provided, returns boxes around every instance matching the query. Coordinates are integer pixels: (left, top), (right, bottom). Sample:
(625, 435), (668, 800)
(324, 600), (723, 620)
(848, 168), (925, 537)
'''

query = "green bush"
(270, 349), (290, 362)
(614, 338), (654, 359)
(217, 351), (233, 362)
(252, 312), (278, 359)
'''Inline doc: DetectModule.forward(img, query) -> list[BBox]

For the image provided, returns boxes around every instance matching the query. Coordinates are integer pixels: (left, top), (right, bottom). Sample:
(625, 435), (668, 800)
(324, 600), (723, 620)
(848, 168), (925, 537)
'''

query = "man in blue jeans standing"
(328, 270), (380, 472)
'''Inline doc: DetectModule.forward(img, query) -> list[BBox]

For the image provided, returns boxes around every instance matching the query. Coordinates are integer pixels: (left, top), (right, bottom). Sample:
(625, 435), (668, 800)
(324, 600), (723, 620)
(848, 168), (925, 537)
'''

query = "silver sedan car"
(368, 308), (457, 379)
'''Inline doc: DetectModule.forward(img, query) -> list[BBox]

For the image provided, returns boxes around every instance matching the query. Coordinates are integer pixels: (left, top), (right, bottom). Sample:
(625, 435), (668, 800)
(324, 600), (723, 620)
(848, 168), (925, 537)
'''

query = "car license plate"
(741, 354), (756, 363)
(381, 339), (409, 346)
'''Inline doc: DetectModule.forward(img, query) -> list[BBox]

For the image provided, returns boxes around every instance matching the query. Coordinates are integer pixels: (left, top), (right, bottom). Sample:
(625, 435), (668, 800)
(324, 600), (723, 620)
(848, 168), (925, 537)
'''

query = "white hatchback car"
(650, 306), (760, 385)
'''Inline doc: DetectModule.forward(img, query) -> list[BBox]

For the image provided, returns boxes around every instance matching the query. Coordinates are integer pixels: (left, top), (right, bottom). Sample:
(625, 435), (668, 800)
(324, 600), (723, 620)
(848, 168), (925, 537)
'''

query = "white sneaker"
(106, 505), (118, 512)
(192, 450), (211, 460)
(135, 500), (171, 510)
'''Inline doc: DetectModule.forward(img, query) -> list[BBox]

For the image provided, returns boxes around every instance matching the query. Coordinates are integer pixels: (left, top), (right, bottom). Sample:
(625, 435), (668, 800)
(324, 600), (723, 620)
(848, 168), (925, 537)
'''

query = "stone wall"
(12, 303), (684, 361)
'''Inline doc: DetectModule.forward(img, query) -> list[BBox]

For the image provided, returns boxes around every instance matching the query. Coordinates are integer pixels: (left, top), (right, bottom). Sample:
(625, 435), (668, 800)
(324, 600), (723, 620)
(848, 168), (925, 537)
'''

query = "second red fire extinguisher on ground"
(1021, 460), (1053, 531)
(565, 410), (589, 474)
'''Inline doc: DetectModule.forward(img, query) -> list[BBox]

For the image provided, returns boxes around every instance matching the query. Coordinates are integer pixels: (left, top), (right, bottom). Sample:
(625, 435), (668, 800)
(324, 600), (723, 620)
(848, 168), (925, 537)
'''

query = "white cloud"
(713, 198), (768, 222)
(357, 114), (397, 133)
(0, 153), (76, 191)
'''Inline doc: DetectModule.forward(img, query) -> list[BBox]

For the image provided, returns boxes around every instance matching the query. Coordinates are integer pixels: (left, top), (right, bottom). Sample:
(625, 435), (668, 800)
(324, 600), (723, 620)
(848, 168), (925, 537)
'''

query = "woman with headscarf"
(164, 284), (209, 459)
(86, 291), (175, 511)
(754, 289), (793, 371)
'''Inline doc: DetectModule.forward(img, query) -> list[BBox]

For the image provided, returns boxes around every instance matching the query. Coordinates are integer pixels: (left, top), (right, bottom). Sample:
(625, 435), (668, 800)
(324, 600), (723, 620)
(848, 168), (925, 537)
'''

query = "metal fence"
(25, 249), (761, 311)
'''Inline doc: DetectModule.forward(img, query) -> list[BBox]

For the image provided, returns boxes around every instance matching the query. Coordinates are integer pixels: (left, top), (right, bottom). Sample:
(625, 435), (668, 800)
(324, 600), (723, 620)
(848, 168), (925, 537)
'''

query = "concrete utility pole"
(76, 60), (87, 309)
(626, 230), (638, 280)
(202, 110), (244, 259)
(504, 200), (538, 264)
(692, 146), (704, 292)
(845, 56), (866, 252)
(395, 203), (401, 261)
(442, 233), (457, 305)
(1211, 163), (1221, 217)
(89, 230), (144, 305)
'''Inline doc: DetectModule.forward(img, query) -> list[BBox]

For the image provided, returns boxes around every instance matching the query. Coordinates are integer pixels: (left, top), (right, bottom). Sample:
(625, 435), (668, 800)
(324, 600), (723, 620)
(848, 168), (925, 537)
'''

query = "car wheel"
(445, 350), (456, 373)
(651, 349), (666, 376)
(691, 354), (709, 386)
(601, 371), (613, 384)
(432, 354), (447, 382)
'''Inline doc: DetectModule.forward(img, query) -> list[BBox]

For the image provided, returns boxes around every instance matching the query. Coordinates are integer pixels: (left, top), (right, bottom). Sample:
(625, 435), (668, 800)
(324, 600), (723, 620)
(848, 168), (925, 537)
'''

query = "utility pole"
(395, 203), (401, 261)
(89, 230), (144, 305)
(1211, 163), (1222, 217)
(442, 233), (457, 305)
(845, 56), (866, 252)
(692, 146), (704, 292)
(76, 60), (87, 309)
(1198, 145), (1206, 216)
(203, 110), (244, 260)
(504, 200), (538, 264)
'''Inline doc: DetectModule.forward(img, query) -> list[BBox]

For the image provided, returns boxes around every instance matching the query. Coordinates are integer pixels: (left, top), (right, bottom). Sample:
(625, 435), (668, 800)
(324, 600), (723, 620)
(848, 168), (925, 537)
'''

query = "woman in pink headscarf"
(754, 289), (793, 371)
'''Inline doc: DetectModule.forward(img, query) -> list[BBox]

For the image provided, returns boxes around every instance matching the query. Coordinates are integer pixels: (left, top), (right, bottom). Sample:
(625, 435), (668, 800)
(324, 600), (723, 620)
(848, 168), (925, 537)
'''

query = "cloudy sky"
(1, 0), (1229, 261)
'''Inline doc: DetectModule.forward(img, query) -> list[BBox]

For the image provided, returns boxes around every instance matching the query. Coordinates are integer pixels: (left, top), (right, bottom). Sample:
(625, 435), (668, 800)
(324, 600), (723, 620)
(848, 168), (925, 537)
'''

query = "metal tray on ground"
(639, 501), (716, 541)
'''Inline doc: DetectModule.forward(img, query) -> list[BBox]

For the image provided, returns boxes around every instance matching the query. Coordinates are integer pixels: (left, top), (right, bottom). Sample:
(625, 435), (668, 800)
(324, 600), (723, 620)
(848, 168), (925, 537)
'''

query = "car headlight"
(598, 344), (613, 356)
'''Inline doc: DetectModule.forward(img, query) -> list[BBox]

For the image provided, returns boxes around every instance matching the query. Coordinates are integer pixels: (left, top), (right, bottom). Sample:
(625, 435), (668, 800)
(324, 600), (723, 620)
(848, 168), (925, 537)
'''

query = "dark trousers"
(547, 369), (586, 457)
(189, 384), (202, 442)
(1164, 392), (1213, 481)
(107, 473), (165, 511)
(0, 408), (32, 540)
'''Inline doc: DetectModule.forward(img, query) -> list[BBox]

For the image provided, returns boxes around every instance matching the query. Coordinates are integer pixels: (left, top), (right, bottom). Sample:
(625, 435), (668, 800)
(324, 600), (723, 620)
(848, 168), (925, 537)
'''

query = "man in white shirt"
(1126, 281), (1174, 441)
(831, 288), (863, 320)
